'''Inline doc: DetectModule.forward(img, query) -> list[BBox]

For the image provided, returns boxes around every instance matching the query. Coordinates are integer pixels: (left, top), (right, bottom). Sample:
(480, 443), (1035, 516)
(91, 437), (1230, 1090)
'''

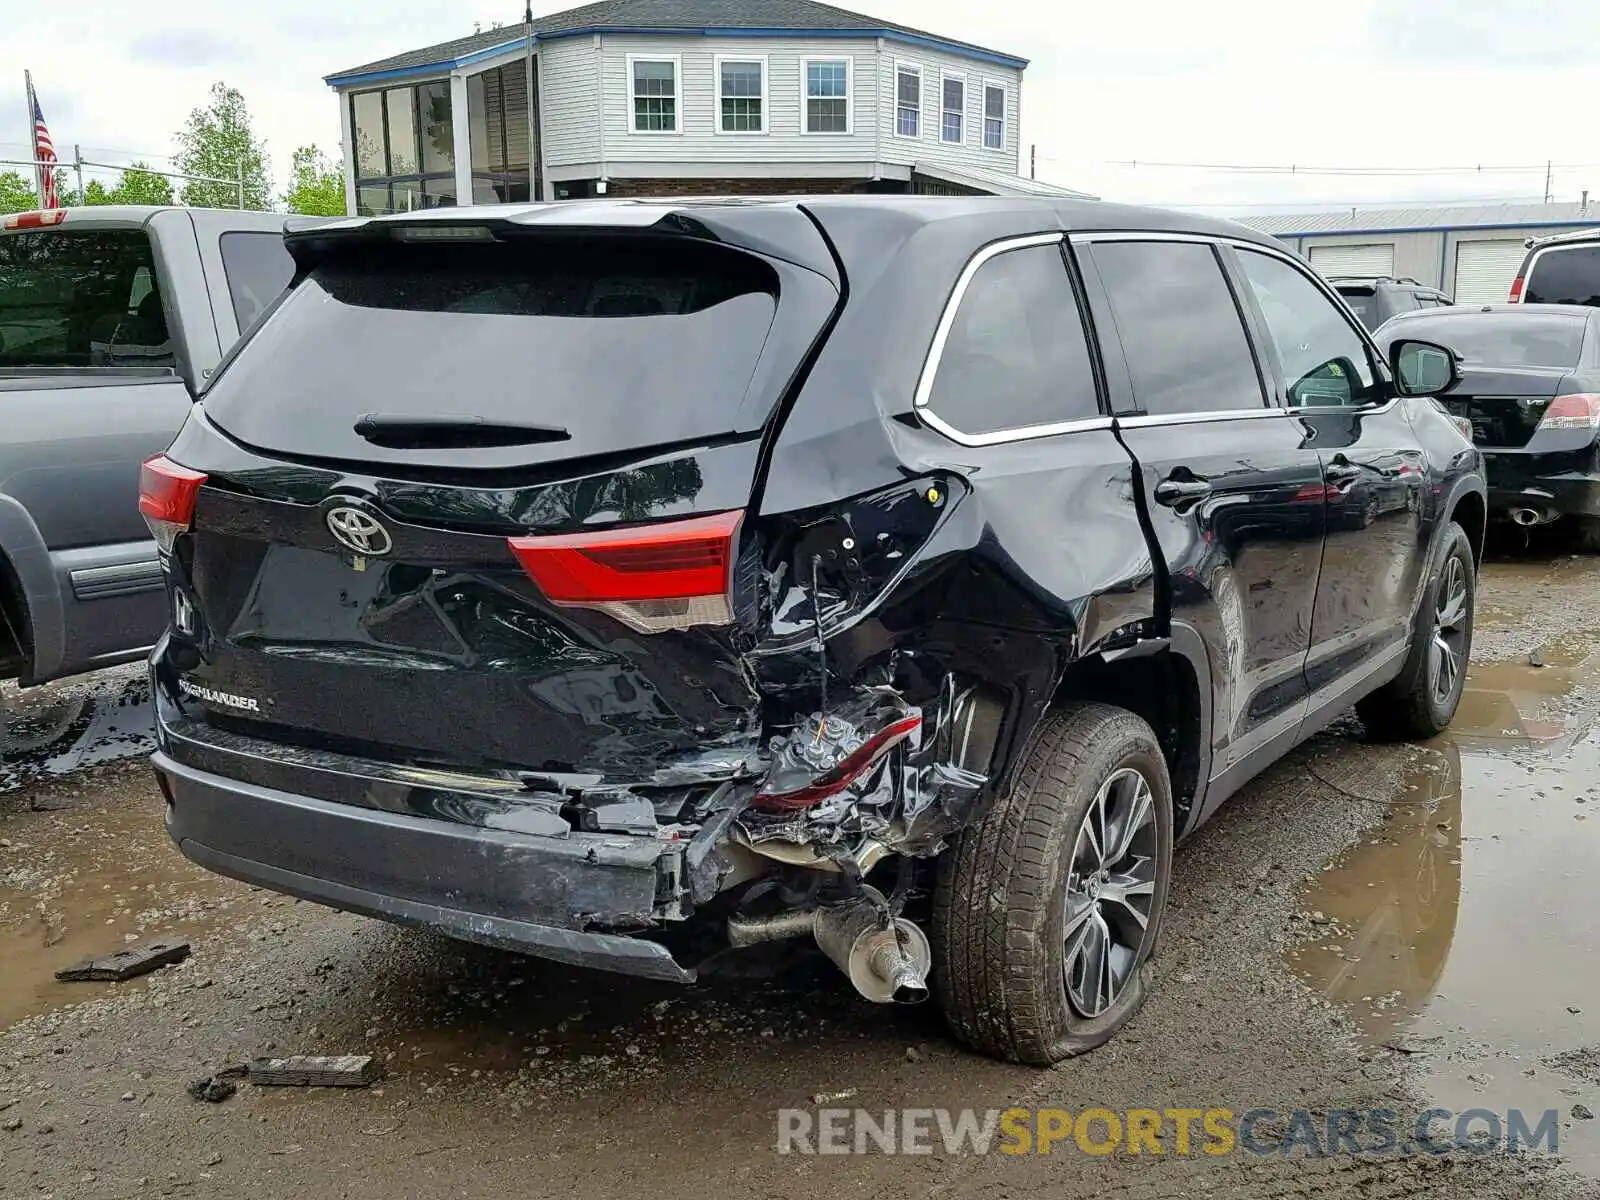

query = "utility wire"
(1035, 155), (1600, 177)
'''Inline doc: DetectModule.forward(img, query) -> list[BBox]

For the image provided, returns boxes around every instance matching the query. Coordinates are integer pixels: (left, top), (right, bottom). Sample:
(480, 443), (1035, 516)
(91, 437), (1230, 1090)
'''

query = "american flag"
(26, 72), (58, 209)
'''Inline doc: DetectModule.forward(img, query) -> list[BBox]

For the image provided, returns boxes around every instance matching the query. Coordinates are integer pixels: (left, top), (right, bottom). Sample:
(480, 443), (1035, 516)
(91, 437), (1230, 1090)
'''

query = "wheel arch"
(1446, 482), (1487, 568)
(1044, 625), (1212, 837)
(0, 495), (64, 684)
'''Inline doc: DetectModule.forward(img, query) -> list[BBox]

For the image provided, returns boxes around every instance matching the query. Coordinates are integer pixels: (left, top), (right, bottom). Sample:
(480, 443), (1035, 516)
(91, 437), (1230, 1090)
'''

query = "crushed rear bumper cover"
(152, 750), (696, 983)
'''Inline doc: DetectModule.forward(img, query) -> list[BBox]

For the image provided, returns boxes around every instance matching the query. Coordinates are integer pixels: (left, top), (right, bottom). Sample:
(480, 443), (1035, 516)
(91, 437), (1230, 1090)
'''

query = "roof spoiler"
(281, 201), (841, 284)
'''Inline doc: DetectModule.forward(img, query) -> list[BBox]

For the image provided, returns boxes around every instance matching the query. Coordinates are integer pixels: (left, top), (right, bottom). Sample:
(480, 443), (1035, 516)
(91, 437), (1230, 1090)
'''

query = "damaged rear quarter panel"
(752, 420), (1158, 823)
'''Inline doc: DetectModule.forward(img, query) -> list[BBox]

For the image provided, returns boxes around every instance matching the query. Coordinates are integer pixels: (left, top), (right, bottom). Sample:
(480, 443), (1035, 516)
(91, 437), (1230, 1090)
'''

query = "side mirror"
(1389, 339), (1460, 397)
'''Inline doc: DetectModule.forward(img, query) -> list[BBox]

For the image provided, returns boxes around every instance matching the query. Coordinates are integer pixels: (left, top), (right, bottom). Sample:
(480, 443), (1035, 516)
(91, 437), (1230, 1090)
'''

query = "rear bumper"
(1481, 452), (1600, 519)
(153, 750), (696, 983)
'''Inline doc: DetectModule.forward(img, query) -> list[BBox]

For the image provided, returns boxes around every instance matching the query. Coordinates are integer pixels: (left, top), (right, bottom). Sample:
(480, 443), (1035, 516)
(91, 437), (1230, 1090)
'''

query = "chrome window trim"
(918, 407), (1114, 447)
(912, 231), (1091, 447)
(1115, 408), (1288, 429)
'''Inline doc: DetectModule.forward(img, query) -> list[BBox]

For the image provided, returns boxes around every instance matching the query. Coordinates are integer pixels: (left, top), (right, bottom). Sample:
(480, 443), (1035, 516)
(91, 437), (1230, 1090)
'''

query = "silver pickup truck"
(1, 205), (302, 687)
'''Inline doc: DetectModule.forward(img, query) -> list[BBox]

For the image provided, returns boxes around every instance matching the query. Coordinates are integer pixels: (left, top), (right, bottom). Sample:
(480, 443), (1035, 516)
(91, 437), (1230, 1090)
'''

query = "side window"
(219, 232), (295, 335)
(1236, 249), (1380, 408)
(0, 229), (173, 370)
(924, 242), (1101, 436)
(1091, 240), (1265, 416)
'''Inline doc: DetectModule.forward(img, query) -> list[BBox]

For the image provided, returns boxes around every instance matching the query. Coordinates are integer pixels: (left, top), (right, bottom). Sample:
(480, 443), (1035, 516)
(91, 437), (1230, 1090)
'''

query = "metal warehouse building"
(1239, 201), (1600, 305)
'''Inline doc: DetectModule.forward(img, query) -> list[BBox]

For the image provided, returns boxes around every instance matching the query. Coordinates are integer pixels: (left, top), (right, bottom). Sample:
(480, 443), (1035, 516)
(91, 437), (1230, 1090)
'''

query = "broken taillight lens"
(138, 455), (208, 554)
(1537, 393), (1600, 431)
(507, 510), (743, 634)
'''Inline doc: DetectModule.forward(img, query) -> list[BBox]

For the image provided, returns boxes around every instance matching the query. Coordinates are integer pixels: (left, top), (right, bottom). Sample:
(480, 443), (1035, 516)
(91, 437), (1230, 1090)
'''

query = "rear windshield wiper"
(353, 414), (571, 450)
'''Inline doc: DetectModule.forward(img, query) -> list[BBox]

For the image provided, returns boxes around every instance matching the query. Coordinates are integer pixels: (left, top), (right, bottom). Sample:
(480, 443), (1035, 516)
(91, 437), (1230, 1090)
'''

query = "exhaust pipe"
(728, 900), (932, 1004)
(1510, 507), (1542, 526)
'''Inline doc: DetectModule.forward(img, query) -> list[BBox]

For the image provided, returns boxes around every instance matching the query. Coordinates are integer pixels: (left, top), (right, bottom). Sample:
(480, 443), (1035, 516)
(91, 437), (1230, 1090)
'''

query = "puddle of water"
(0, 778), (237, 1028)
(1290, 648), (1600, 1175)
(1, 668), (154, 793)
(1446, 633), (1600, 749)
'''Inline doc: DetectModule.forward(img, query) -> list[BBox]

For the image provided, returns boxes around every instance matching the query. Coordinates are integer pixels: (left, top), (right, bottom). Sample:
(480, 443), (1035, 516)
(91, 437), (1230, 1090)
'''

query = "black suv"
(144, 198), (1485, 1064)
(1328, 275), (1453, 330)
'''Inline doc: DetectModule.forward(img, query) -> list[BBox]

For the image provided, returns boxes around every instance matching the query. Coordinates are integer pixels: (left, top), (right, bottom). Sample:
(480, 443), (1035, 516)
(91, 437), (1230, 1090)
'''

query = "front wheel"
(1357, 521), (1475, 740)
(932, 704), (1174, 1065)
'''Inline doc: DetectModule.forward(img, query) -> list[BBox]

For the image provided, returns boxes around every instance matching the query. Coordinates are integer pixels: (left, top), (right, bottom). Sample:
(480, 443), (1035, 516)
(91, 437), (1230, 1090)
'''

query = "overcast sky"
(4, 0), (1599, 214)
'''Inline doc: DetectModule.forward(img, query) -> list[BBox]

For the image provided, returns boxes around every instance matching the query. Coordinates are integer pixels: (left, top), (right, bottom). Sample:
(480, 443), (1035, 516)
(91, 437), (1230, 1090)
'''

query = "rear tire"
(1357, 521), (1474, 741)
(932, 703), (1173, 1065)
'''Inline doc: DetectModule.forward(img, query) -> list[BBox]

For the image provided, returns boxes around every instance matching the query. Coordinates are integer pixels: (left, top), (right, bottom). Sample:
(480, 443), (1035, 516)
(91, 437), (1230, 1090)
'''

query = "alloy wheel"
(1063, 766), (1159, 1018)
(1430, 554), (1469, 706)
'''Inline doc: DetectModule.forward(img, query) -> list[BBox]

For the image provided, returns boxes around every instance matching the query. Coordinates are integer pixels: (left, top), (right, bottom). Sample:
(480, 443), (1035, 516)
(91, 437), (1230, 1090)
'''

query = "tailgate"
(156, 220), (840, 781)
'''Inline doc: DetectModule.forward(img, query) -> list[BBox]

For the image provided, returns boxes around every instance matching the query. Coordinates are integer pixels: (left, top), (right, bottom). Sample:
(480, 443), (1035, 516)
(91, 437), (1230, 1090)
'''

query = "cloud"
(127, 28), (254, 69)
(1372, 0), (1600, 67)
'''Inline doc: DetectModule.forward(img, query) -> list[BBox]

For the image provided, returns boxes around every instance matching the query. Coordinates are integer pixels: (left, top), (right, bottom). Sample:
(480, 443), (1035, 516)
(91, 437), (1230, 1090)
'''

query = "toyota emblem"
(325, 506), (393, 557)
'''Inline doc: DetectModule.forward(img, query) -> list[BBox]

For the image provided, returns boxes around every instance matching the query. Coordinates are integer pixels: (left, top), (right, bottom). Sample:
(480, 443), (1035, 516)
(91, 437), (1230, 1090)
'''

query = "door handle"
(1154, 477), (1213, 506)
(1325, 458), (1363, 485)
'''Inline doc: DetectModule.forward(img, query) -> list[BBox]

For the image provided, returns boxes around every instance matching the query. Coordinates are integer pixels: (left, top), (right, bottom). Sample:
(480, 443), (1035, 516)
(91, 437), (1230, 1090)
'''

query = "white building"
(1241, 201), (1600, 304)
(324, 0), (1088, 211)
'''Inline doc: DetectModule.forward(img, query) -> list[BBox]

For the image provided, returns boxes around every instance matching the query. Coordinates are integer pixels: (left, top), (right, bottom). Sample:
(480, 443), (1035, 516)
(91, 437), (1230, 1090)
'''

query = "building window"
(630, 57), (679, 133)
(895, 64), (921, 138)
(941, 74), (965, 145)
(804, 58), (850, 134)
(983, 83), (1005, 150)
(717, 58), (765, 133)
(349, 80), (456, 216)
(466, 64), (531, 204)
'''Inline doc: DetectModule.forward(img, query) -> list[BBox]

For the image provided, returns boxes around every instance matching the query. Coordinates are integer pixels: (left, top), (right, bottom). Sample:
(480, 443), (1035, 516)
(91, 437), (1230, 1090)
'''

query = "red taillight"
(1508, 275), (1525, 303)
(752, 713), (924, 813)
(138, 455), (207, 553)
(1293, 483), (1334, 502)
(507, 510), (742, 634)
(1537, 393), (1600, 431)
(1, 210), (66, 230)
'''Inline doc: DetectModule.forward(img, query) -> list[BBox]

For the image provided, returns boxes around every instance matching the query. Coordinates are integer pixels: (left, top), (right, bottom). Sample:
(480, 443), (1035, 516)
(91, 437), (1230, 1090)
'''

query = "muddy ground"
(2, 531), (1598, 1199)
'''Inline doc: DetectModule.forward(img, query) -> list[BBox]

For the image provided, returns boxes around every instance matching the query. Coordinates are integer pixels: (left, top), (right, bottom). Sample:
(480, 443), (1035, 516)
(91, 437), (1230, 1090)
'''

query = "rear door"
(1230, 245), (1426, 706)
(1077, 235), (1327, 790)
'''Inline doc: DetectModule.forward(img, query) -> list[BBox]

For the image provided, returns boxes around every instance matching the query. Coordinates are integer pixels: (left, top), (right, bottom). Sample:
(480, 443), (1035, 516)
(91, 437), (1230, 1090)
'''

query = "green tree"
(109, 163), (175, 206)
(0, 170), (37, 212)
(82, 179), (112, 205)
(173, 82), (271, 210)
(283, 145), (347, 216)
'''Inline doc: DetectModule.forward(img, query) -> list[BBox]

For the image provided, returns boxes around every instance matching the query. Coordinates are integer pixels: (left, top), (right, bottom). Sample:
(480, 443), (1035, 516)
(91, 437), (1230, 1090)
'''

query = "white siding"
(598, 34), (880, 164)
(539, 37), (603, 167)
(876, 43), (1021, 176)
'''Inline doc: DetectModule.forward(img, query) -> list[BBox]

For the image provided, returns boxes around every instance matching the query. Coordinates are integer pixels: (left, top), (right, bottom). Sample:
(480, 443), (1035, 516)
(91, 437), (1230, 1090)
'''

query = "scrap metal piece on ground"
(187, 1065), (248, 1103)
(54, 939), (191, 982)
(247, 1055), (381, 1088)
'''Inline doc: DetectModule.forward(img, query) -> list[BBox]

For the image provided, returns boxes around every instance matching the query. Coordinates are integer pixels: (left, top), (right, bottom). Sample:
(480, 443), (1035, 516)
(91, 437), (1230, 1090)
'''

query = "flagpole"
(523, 1), (538, 202)
(23, 70), (45, 207)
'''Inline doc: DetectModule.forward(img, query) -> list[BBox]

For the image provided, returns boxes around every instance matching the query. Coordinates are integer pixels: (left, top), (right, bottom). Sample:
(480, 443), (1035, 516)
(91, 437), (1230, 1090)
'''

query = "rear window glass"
(1525, 244), (1600, 307)
(0, 229), (174, 372)
(1389, 313), (1586, 369)
(202, 238), (781, 465)
(926, 243), (1101, 435)
(219, 231), (294, 335)
(1336, 287), (1376, 325)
